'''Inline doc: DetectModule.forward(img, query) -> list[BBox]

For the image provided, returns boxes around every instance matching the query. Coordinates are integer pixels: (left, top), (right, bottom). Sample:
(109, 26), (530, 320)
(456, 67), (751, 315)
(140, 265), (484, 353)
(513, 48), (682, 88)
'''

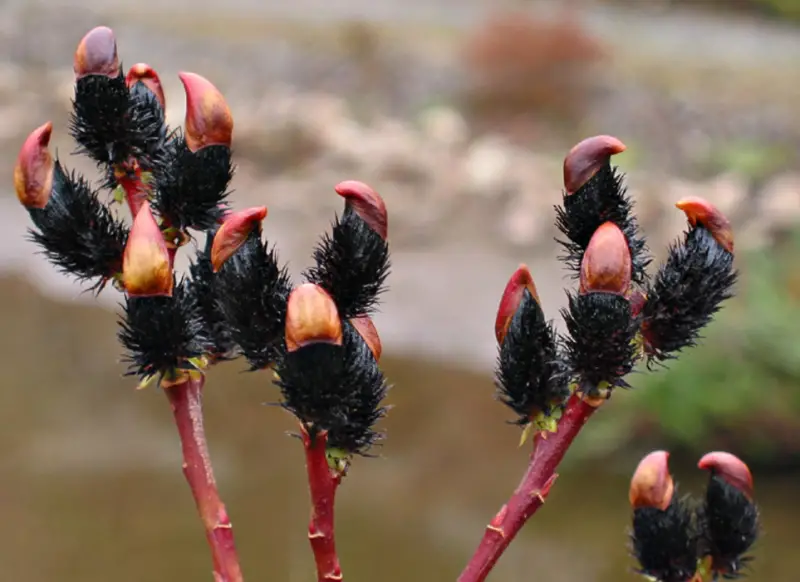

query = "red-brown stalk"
(302, 426), (344, 582)
(165, 373), (244, 582)
(457, 391), (601, 582)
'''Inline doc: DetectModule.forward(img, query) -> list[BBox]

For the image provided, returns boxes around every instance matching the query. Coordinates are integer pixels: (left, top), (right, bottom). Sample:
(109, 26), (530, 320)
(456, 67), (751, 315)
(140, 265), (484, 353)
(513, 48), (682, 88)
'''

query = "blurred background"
(0, 0), (798, 580)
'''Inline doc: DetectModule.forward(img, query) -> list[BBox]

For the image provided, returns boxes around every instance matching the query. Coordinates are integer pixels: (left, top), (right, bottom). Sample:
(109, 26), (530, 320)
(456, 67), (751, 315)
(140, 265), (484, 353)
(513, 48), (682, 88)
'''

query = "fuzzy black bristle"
(554, 163), (650, 285)
(495, 289), (570, 424)
(304, 207), (390, 320)
(70, 72), (167, 173)
(276, 321), (389, 455)
(631, 494), (700, 582)
(699, 475), (759, 579)
(118, 278), (210, 380)
(188, 229), (235, 359)
(27, 161), (128, 290)
(214, 228), (292, 370)
(641, 226), (736, 366)
(153, 135), (233, 231)
(562, 291), (639, 394)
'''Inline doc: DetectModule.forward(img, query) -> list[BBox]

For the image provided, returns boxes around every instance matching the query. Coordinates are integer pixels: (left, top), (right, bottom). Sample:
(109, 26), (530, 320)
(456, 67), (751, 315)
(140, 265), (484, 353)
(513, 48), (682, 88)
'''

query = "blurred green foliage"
(580, 229), (800, 467)
(670, 0), (800, 22)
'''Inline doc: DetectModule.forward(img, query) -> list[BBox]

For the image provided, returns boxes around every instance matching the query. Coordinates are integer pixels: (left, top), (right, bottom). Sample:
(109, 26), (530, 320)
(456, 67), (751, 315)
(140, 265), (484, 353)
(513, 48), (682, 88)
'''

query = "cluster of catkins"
(630, 451), (760, 582)
(492, 135), (736, 431)
(13, 26), (391, 457)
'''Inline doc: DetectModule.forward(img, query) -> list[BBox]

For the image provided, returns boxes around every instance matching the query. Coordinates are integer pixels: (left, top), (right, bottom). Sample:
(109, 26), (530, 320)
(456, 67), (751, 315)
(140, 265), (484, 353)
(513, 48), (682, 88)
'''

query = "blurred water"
(0, 275), (797, 581)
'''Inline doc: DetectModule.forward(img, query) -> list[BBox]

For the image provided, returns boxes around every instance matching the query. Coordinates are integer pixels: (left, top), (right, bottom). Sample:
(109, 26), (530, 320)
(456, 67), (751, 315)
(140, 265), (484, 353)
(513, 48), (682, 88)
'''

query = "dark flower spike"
(350, 315), (382, 362)
(563, 223), (639, 395)
(118, 277), (210, 382)
(335, 180), (388, 241)
(495, 264), (541, 346)
(122, 201), (173, 298)
(213, 226), (292, 370)
(639, 199), (736, 365)
(126, 63), (166, 111)
(188, 228), (235, 360)
(73, 26), (120, 79)
(630, 451), (700, 582)
(179, 72), (233, 152)
(15, 122), (54, 209)
(26, 160), (127, 290)
(70, 27), (167, 177)
(210, 206), (268, 272)
(277, 292), (389, 454)
(698, 452), (759, 579)
(555, 135), (650, 285)
(151, 73), (234, 231)
(304, 182), (390, 320)
(495, 266), (569, 427)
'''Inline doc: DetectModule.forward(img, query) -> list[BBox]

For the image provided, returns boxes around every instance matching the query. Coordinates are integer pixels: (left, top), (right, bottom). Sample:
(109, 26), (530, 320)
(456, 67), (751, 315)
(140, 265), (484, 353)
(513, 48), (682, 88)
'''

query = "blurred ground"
(0, 1), (799, 581)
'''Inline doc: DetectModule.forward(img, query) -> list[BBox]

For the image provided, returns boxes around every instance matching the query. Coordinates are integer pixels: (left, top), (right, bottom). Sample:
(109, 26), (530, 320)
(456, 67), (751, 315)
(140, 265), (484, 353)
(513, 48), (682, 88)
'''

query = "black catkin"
(153, 135), (234, 231)
(495, 289), (570, 425)
(276, 321), (389, 455)
(27, 161), (128, 290)
(641, 226), (736, 366)
(118, 278), (210, 381)
(631, 495), (700, 582)
(555, 162), (650, 285)
(304, 207), (390, 320)
(562, 291), (639, 395)
(213, 228), (292, 370)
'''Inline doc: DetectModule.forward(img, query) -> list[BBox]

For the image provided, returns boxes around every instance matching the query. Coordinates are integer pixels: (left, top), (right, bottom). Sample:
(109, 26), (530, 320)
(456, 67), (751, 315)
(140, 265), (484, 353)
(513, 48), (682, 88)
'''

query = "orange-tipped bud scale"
(74, 26), (120, 79)
(178, 72), (233, 153)
(629, 450), (674, 511)
(580, 222), (632, 295)
(126, 63), (166, 110)
(676, 196), (734, 254)
(698, 451), (753, 500)
(350, 315), (382, 361)
(210, 206), (268, 272)
(495, 264), (540, 345)
(15, 122), (54, 209)
(285, 284), (343, 353)
(122, 202), (173, 297)
(563, 135), (626, 194)
(335, 180), (388, 240)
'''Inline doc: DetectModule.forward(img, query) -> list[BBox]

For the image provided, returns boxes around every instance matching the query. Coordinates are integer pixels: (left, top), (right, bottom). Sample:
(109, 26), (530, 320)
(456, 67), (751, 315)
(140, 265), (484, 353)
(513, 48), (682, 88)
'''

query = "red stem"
(457, 392), (600, 582)
(165, 374), (244, 582)
(115, 158), (149, 218)
(302, 426), (344, 582)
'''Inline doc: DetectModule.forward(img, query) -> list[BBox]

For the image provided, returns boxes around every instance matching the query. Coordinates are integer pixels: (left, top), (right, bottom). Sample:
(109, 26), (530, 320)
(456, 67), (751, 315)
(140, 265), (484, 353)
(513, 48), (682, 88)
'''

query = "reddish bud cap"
(122, 202), (173, 297)
(563, 135), (627, 194)
(698, 451), (754, 500)
(495, 264), (541, 345)
(580, 222), (632, 295)
(285, 284), (343, 352)
(210, 206), (268, 272)
(675, 196), (734, 254)
(350, 315), (382, 361)
(74, 26), (120, 79)
(335, 180), (388, 240)
(629, 450), (674, 511)
(178, 72), (233, 152)
(126, 63), (166, 110)
(14, 122), (54, 209)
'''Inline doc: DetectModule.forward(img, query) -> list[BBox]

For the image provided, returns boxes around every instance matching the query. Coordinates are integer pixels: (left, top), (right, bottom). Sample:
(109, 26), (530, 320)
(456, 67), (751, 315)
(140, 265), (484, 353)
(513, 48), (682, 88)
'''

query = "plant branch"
(457, 391), (601, 582)
(165, 373), (244, 582)
(114, 158), (149, 218)
(302, 426), (344, 582)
